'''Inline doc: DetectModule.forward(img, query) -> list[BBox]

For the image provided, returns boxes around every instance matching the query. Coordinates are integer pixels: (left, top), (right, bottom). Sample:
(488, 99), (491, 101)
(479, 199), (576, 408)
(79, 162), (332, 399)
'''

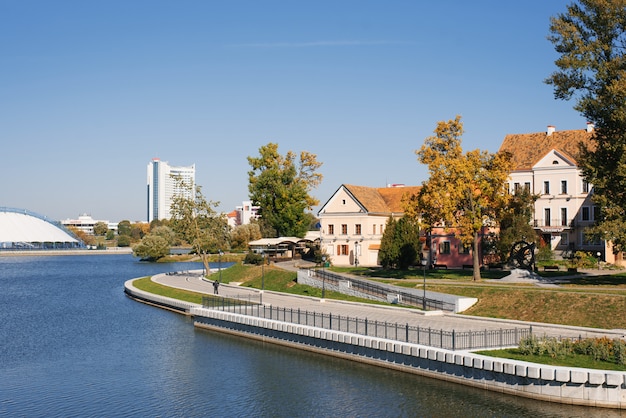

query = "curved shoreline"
(0, 248), (134, 256)
(125, 274), (626, 410)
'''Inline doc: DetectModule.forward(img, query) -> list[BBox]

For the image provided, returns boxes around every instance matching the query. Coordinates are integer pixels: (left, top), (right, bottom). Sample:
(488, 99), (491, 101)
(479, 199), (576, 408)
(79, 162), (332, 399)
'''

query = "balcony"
(533, 219), (573, 232)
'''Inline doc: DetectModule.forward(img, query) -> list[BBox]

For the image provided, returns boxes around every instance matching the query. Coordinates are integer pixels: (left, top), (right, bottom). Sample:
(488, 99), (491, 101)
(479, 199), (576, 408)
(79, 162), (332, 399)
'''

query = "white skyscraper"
(147, 158), (195, 222)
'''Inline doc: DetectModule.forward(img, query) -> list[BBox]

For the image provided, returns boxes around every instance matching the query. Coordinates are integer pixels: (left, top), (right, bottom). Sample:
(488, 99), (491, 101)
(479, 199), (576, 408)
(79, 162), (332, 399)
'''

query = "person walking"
(213, 280), (219, 295)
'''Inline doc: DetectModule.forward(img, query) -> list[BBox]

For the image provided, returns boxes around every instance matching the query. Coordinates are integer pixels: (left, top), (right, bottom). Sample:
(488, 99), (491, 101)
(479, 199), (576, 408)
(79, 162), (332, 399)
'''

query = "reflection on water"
(0, 254), (621, 417)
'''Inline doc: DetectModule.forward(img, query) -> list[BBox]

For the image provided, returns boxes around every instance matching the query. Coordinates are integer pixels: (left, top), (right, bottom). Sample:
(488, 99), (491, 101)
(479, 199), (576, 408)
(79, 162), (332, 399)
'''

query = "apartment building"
(147, 158), (195, 222)
(499, 123), (602, 258)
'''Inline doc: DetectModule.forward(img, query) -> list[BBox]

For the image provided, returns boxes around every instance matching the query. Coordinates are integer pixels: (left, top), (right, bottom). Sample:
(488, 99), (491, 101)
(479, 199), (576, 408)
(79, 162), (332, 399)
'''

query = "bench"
(462, 264), (473, 269)
(543, 265), (560, 271)
(433, 263), (447, 269)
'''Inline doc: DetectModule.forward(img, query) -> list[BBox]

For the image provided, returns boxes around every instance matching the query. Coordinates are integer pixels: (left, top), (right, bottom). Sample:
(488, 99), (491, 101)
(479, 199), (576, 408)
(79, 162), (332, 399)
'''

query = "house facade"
(318, 184), (479, 268)
(498, 124), (604, 259)
(317, 184), (419, 267)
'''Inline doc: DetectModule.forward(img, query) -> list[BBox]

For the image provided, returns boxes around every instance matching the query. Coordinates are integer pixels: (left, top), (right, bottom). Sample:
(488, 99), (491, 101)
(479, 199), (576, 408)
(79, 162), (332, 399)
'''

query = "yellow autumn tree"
(405, 116), (512, 280)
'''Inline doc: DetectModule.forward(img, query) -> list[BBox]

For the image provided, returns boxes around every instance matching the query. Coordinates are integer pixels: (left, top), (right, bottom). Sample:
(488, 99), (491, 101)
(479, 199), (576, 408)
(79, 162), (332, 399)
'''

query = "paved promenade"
(153, 265), (626, 342)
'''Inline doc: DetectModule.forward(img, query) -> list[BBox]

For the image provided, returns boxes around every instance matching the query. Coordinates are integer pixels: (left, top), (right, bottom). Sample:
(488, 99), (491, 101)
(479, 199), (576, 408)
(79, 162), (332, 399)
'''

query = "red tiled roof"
(344, 184), (420, 214)
(499, 128), (595, 170)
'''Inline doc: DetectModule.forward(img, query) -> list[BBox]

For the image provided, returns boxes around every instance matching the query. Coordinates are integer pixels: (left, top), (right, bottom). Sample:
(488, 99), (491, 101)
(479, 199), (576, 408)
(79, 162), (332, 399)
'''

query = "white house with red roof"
(499, 123), (604, 259)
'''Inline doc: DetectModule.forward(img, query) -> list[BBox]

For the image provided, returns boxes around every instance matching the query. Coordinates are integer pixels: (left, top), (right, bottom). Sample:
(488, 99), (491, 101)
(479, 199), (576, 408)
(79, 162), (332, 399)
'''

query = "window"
(328, 224), (334, 235)
(593, 206), (601, 221)
(514, 183), (521, 193)
(544, 208), (551, 226)
(582, 233), (601, 246)
(439, 241), (451, 254)
(355, 224), (361, 235)
(338, 245), (349, 255)
(459, 244), (470, 254)
(544, 181), (550, 195)
(372, 224), (376, 234)
(582, 180), (589, 193)
(341, 224), (347, 235)
(582, 207), (590, 221)
(524, 182), (531, 192)
(561, 180), (567, 194)
(560, 233), (569, 246)
(561, 208), (568, 226)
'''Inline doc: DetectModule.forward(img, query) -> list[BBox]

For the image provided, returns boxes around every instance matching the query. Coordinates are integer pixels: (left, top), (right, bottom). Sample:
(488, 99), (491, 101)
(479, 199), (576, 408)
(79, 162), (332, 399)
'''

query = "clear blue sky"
(1, 0), (585, 223)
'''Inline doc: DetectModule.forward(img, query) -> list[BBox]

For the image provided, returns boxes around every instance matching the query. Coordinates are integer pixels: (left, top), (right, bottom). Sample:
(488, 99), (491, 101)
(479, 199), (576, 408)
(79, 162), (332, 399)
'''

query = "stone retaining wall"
(124, 278), (626, 409)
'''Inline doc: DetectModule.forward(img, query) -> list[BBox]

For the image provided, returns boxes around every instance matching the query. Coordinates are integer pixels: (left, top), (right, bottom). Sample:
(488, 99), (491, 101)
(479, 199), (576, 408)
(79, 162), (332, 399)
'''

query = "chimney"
(547, 125), (555, 136)
(586, 122), (595, 133)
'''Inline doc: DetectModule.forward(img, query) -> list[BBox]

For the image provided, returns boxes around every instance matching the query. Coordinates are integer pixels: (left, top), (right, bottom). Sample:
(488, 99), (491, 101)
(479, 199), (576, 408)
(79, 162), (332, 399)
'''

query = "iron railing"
(201, 296), (531, 351)
(314, 269), (456, 311)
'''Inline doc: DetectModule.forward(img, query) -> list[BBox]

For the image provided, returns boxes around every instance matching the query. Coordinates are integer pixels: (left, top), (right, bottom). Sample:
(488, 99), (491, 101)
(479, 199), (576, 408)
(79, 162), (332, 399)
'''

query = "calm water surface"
(0, 254), (622, 417)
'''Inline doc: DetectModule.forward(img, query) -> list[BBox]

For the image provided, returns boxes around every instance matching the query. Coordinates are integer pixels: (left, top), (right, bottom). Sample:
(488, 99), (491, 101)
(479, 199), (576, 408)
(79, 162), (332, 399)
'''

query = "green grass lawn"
(133, 262), (626, 369)
(477, 348), (626, 371)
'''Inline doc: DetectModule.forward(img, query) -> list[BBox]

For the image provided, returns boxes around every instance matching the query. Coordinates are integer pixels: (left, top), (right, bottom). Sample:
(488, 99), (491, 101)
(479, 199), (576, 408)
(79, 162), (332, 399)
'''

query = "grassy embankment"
(132, 262), (626, 370)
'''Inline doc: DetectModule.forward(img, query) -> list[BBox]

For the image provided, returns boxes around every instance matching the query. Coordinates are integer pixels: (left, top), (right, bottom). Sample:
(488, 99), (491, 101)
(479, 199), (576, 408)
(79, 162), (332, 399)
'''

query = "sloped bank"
(124, 278), (626, 409)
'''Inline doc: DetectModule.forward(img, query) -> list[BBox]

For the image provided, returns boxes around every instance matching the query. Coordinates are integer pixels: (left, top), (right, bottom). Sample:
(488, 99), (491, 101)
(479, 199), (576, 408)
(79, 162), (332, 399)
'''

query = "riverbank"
(125, 272), (626, 409)
(0, 247), (134, 257)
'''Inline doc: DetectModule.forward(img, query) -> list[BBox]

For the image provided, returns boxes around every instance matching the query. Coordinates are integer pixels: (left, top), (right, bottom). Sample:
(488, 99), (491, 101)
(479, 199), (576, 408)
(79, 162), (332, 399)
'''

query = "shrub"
(244, 251), (264, 265)
(572, 251), (598, 268)
(521, 335), (626, 365)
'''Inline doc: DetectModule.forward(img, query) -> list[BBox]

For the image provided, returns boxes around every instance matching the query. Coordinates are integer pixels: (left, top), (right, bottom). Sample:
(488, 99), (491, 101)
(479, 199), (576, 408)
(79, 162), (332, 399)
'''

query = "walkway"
(153, 266), (626, 342)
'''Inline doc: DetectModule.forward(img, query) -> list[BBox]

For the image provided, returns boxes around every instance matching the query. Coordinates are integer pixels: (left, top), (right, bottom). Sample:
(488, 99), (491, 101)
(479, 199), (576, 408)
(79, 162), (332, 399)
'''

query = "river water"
(0, 254), (622, 417)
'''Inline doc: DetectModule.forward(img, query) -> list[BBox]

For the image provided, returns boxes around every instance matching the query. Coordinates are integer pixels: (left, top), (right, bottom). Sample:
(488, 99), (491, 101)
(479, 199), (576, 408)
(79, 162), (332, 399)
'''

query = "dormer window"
(552, 160), (559, 165)
(342, 199), (346, 205)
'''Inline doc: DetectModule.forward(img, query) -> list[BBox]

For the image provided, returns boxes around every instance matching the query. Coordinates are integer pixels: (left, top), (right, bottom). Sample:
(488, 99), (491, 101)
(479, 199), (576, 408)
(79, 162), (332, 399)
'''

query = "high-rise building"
(147, 158), (195, 222)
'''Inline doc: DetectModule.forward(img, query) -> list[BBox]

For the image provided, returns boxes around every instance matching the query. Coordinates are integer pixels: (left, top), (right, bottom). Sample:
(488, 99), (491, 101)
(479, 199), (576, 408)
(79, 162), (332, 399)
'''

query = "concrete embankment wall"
(124, 279), (626, 409)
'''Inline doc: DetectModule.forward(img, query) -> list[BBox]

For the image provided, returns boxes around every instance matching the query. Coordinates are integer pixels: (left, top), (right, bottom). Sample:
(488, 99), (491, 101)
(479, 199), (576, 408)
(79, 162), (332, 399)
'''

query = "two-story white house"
(317, 184), (421, 267)
(498, 123), (603, 259)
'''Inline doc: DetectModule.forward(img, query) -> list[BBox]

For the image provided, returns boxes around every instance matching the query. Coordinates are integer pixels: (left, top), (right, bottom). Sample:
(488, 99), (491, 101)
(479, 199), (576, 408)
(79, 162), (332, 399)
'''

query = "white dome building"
(0, 208), (83, 250)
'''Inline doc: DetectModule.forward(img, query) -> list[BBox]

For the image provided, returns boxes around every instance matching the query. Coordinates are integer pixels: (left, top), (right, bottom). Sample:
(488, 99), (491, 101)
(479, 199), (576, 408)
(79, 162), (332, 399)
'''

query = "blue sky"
(1, 1), (586, 223)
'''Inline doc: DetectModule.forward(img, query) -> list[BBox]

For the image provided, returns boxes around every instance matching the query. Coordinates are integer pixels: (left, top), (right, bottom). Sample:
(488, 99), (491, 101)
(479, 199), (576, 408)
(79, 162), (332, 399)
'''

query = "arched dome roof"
(0, 208), (82, 249)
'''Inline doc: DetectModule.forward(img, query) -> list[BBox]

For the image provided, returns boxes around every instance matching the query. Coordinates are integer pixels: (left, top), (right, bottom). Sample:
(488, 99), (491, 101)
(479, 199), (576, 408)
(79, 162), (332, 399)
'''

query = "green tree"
(132, 235), (170, 261)
(93, 221), (109, 236)
(230, 223), (262, 250)
(378, 217), (398, 269)
(546, 0), (626, 251)
(378, 215), (421, 270)
(169, 176), (230, 274)
(117, 220), (131, 236)
(151, 225), (177, 246)
(247, 142), (323, 238)
(117, 235), (131, 247)
(497, 187), (539, 261)
(406, 116), (512, 280)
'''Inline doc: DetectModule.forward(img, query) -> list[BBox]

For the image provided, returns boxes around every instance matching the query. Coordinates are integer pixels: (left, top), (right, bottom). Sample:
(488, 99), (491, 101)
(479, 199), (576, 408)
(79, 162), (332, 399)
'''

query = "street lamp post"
(354, 241), (359, 268)
(321, 255), (326, 299)
(261, 253), (266, 304)
(421, 257), (428, 310)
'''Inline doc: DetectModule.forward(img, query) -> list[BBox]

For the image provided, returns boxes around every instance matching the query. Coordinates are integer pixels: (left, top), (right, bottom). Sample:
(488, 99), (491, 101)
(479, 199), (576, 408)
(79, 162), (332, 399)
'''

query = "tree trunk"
(472, 231), (481, 281)
(201, 252), (210, 278)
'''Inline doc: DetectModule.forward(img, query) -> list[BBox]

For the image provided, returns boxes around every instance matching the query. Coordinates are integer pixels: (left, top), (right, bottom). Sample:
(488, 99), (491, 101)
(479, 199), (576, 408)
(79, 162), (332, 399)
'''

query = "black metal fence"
(314, 269), (456, 312)
(201, 296), (531, 351)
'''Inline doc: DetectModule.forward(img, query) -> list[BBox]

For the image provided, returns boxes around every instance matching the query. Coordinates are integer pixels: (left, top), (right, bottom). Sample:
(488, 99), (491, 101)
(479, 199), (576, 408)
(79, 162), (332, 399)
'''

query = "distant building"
(1, 207), (82, 249)
(147, 158), (195, 222)
(61, 214), (117, 235)
(235, 201), (260, 226)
